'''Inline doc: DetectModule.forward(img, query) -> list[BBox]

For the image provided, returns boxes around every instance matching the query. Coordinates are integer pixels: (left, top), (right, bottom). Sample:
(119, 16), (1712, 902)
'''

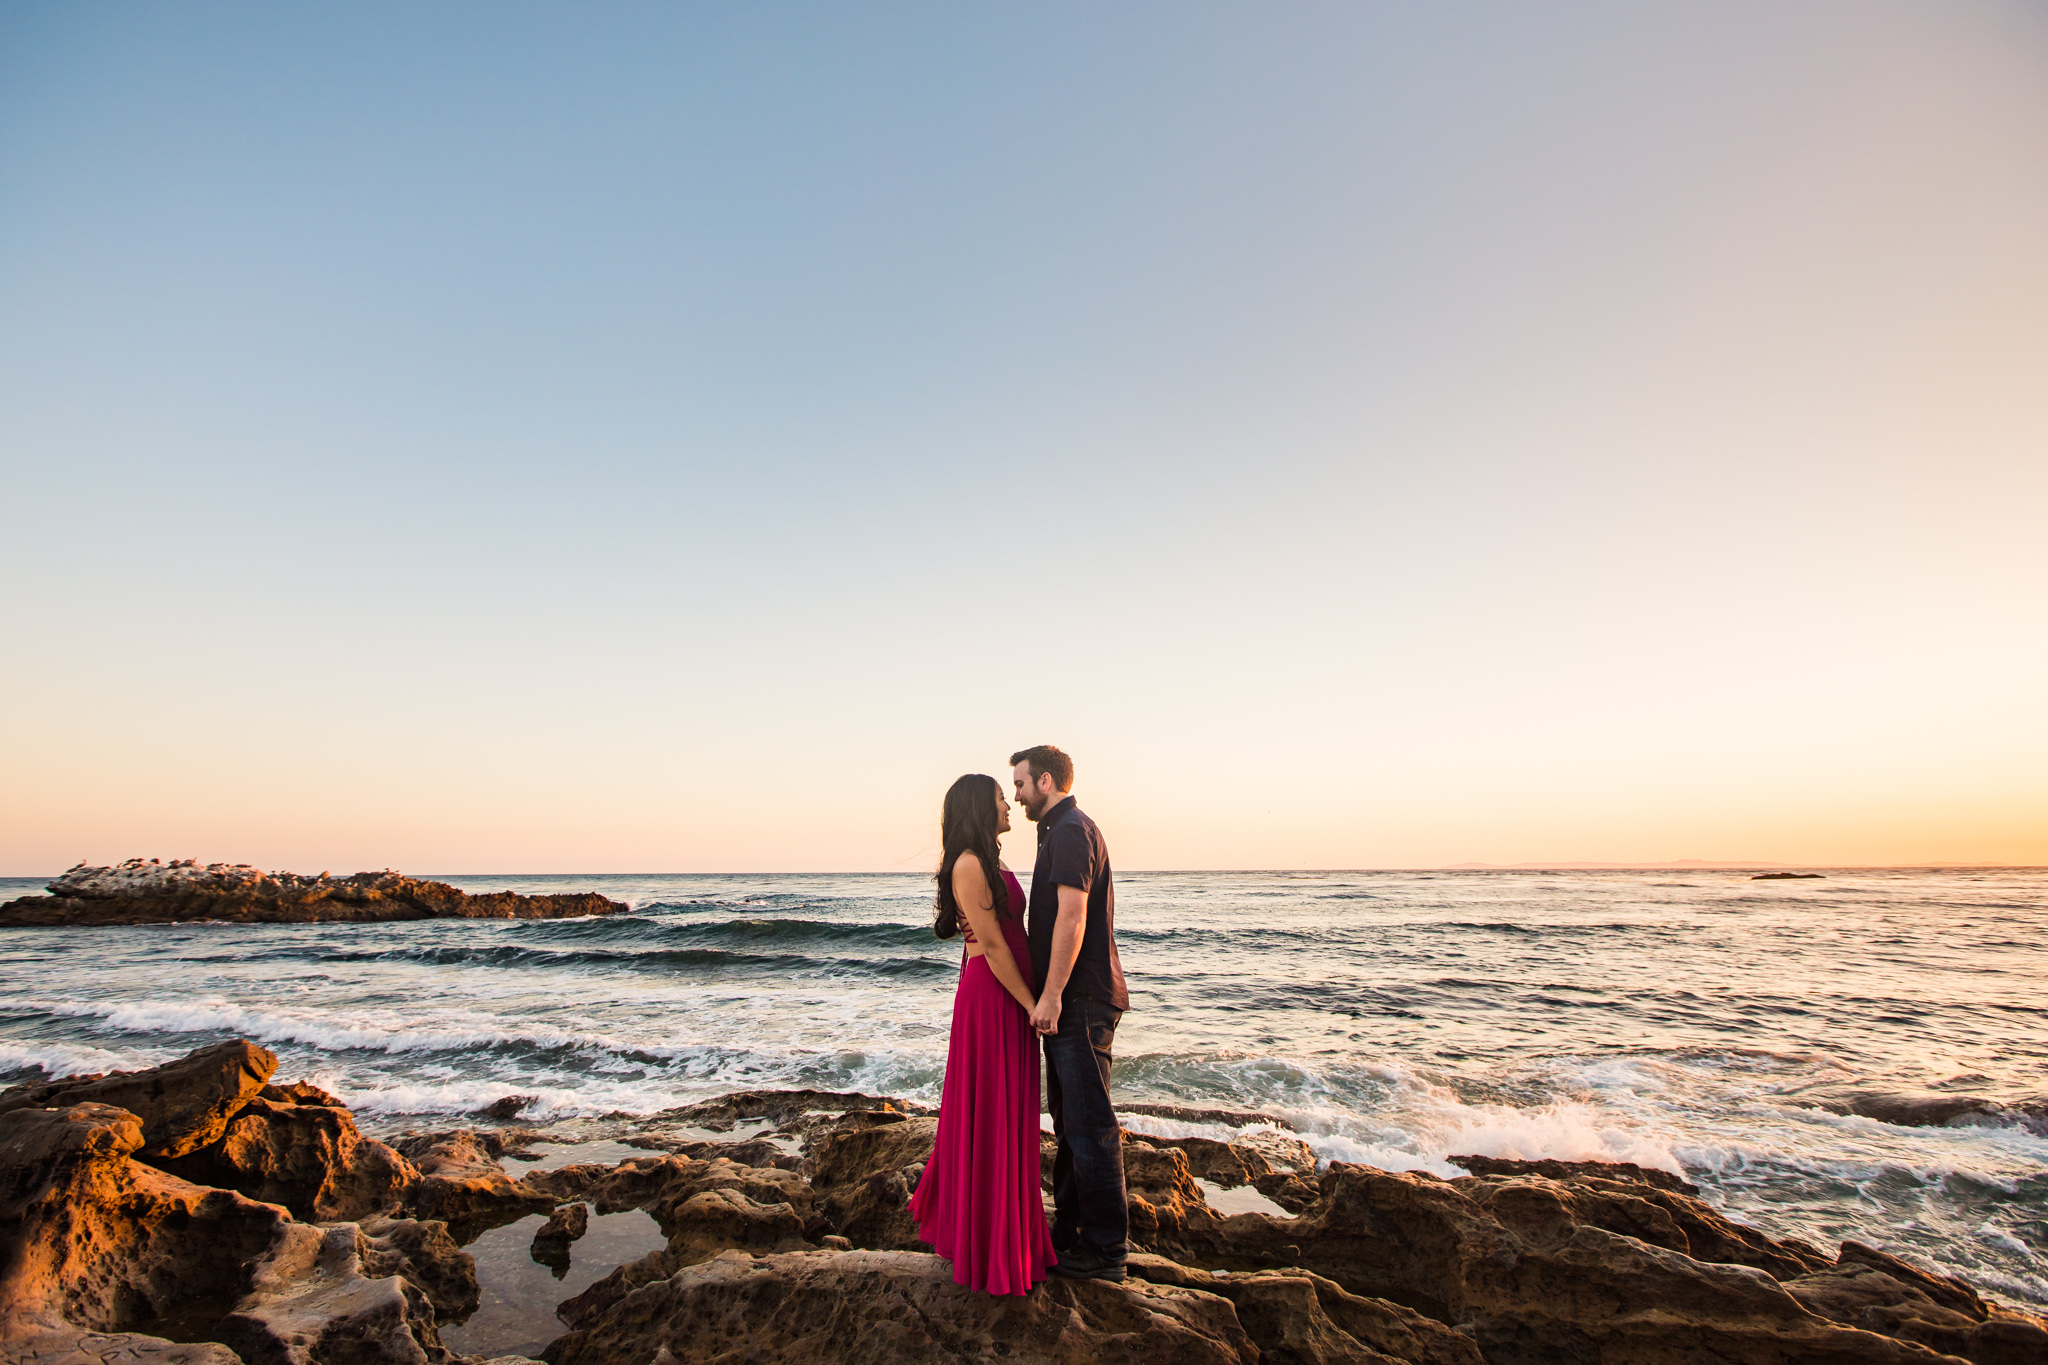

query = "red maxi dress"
(910, 868), (1057, 1294)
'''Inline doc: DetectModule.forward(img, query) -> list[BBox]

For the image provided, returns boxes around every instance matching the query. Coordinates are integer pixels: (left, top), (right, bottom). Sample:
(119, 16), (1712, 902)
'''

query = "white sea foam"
(35, 996), (651, 1059)
(0, 1038), (148, 1079)
(341, 1075), (671, 1122)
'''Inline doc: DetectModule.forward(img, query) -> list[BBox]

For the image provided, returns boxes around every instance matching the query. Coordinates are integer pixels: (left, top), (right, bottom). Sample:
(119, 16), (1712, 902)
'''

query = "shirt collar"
(1038, 795), (1076, 833)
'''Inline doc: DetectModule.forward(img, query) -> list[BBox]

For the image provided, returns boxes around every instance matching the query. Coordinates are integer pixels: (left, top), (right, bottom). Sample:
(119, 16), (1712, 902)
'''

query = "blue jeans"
(1042, 994), (1127, 1254)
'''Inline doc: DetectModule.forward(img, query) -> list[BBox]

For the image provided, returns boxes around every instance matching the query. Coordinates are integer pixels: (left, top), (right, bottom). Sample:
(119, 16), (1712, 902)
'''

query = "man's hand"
(1030, 994), (1062, 1036)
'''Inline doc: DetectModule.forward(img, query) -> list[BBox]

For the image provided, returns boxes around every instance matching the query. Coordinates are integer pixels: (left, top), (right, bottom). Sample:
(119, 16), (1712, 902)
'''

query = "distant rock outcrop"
(0, 859), (628, 926)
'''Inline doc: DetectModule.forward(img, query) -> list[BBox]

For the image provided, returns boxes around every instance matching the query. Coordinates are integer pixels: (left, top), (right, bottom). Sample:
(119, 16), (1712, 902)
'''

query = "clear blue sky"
(4, 2), (2045, 872)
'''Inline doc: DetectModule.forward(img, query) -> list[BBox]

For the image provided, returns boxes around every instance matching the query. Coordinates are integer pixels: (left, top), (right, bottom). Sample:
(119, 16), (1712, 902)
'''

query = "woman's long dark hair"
(934, 773), (1010, 939)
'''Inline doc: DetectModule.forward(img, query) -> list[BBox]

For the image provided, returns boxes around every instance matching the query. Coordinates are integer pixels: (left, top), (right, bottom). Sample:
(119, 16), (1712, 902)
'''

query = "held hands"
(1029, 994), (1062, 1036)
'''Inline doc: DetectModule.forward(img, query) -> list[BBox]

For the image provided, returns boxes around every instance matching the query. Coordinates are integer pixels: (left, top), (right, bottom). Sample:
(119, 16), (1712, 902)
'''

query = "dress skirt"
(909, 916), (1056, 1295)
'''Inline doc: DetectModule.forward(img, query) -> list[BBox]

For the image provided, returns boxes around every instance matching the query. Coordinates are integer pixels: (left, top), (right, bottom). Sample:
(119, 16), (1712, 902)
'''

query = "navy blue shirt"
(1026, 797), (1128, 1011)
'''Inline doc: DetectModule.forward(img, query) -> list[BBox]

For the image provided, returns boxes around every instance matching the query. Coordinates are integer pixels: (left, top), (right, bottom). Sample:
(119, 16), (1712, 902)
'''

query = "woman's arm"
(953, 855), (1038, 1014)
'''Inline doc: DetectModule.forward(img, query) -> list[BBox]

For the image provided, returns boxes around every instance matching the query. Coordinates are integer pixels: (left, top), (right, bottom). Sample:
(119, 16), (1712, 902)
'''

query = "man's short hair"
(1009, 744), (1074, 793)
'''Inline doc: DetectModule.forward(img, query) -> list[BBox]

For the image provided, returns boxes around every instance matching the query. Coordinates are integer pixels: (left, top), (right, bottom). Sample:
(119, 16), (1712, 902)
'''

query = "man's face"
(1012, 761), (1054, 821)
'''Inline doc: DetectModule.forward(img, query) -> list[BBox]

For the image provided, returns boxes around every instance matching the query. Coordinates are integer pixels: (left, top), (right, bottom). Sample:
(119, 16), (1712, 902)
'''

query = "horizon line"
(5, 861), (2042, 880)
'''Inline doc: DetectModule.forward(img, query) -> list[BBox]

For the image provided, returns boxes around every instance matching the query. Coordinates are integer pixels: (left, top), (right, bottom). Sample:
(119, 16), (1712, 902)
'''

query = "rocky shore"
(0, 861), (627, 927)
(3, 1041), (2044, 1365)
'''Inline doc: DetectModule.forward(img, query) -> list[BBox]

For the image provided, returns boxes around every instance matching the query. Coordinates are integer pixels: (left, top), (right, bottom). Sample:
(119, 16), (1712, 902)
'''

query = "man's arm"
(1029, 884), (1087, 1035)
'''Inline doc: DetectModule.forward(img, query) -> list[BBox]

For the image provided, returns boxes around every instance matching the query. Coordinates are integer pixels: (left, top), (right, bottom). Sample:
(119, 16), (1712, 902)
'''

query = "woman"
(909, 773), (1056, 1295)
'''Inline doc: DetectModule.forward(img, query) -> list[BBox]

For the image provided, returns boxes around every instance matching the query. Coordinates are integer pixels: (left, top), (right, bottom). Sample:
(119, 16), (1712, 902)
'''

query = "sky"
(2, 2), (2045, 874)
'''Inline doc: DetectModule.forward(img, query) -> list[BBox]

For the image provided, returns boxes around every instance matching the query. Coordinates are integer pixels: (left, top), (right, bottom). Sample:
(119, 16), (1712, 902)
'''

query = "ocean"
(2, 867), (2042, 1308)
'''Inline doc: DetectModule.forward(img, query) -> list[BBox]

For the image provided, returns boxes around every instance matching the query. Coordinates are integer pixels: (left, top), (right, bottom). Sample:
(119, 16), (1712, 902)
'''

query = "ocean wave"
(642, 918), (939, 949)
(0, 1037), (148, 1081)
(29, 996), (667, 1060)
(332, 1043), (952, 1120)
(1118, 1051), (1685, 1177)
(304, 942), (953, 979)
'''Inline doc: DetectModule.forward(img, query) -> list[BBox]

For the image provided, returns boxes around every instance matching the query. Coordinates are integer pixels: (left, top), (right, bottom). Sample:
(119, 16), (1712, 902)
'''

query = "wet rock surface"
(1781, 1084), (2048, 1135)
(0, 1041), (279, 1161)
(4, 1038), (2045, 1365)
(0, 860), (626, 927)
(394, 1132), (555, 1244)
(526, 1206), (587, 1278)
(542, 1249), (1262, 1365)
(161, 1097), (419, 1223)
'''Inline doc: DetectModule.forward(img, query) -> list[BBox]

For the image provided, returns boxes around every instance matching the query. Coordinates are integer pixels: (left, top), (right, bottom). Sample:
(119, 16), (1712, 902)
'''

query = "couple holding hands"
(910, 744), (1131, 1294)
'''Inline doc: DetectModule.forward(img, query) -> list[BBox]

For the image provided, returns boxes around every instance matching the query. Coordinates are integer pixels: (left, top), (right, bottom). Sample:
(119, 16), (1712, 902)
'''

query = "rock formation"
(0, 1040), (280, 1160)
(0, 861), (627, 927)
(1780, 1084), (2048, 1135)
(5, 1039), (2047, 1365)
(542, 1249), (1263, 1365)
(161, 1095), (420, 1224)
(0, 1048), (476, 1365)
(528, 1205), (588, 1277)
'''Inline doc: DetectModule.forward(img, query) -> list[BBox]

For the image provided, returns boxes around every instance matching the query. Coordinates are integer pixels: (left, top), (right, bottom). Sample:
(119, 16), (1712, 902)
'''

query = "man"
(1012, 743), (1129, 1281)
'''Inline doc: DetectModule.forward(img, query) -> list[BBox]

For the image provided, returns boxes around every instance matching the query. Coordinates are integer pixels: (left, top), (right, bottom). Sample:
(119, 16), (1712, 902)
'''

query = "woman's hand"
(1029, 993), (1062, 1036)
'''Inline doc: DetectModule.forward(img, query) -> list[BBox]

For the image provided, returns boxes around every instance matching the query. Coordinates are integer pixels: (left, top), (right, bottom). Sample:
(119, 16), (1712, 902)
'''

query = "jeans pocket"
(1087, 1006), (1120, 1055)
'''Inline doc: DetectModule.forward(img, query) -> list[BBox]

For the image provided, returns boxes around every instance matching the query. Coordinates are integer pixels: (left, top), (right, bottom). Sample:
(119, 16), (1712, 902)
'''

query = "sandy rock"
(258, 1085), (341, 1109)
(803, 1115), (938, 1249)
(1120, 1141), (1228, 1255)
(0, 860), (626, 927)
(651, 1089), (913, 1133)
(1456, 1169), (1833, 1281)
(0, 1103), (293, 1343)
(0, 1326), (244, 1365)
(532, 1152), (824, 1324)
(0, 1041), (278, 1161)
(528, 1203), (589, 1276)
(1250, 1171), (1324, 1214)
(521, 1152), (817, 1237)
(542, 1248), (1259, 1365)
(640, 1158), (816, 1233)
(1785, 1243), (2048, 1365)
(473, 1097), (537, 1122)
(661, 1137), (803, 1170)
(1128, 1254), (1484, 1365)
(1131, 1134), (1274, 1189)
(211, 1223), (457, 1365)
(1446, 1154), (1698, 1194)
(1121, 1102), (1293, 1130)
(1782, 1085), (2022, 1130)
(555, 1187), (811, 1329)
(1127, 1160), (1968, 1363)
(1465, 1222), (1965, 1364)
(2, 1093), (476, 1365)
(160, 1098), (419, 1223)
(534, 1202), (589, 1245)
(358, 1218), (479, 1324)
(394, 1132), (552, 1242)
(1117, 1133), (1322, 1215)
(1235, 1130), (1318, 1174)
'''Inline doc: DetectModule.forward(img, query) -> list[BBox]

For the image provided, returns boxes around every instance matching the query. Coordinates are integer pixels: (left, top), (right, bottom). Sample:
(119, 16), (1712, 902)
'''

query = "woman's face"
(994, 786), (1012, 835)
